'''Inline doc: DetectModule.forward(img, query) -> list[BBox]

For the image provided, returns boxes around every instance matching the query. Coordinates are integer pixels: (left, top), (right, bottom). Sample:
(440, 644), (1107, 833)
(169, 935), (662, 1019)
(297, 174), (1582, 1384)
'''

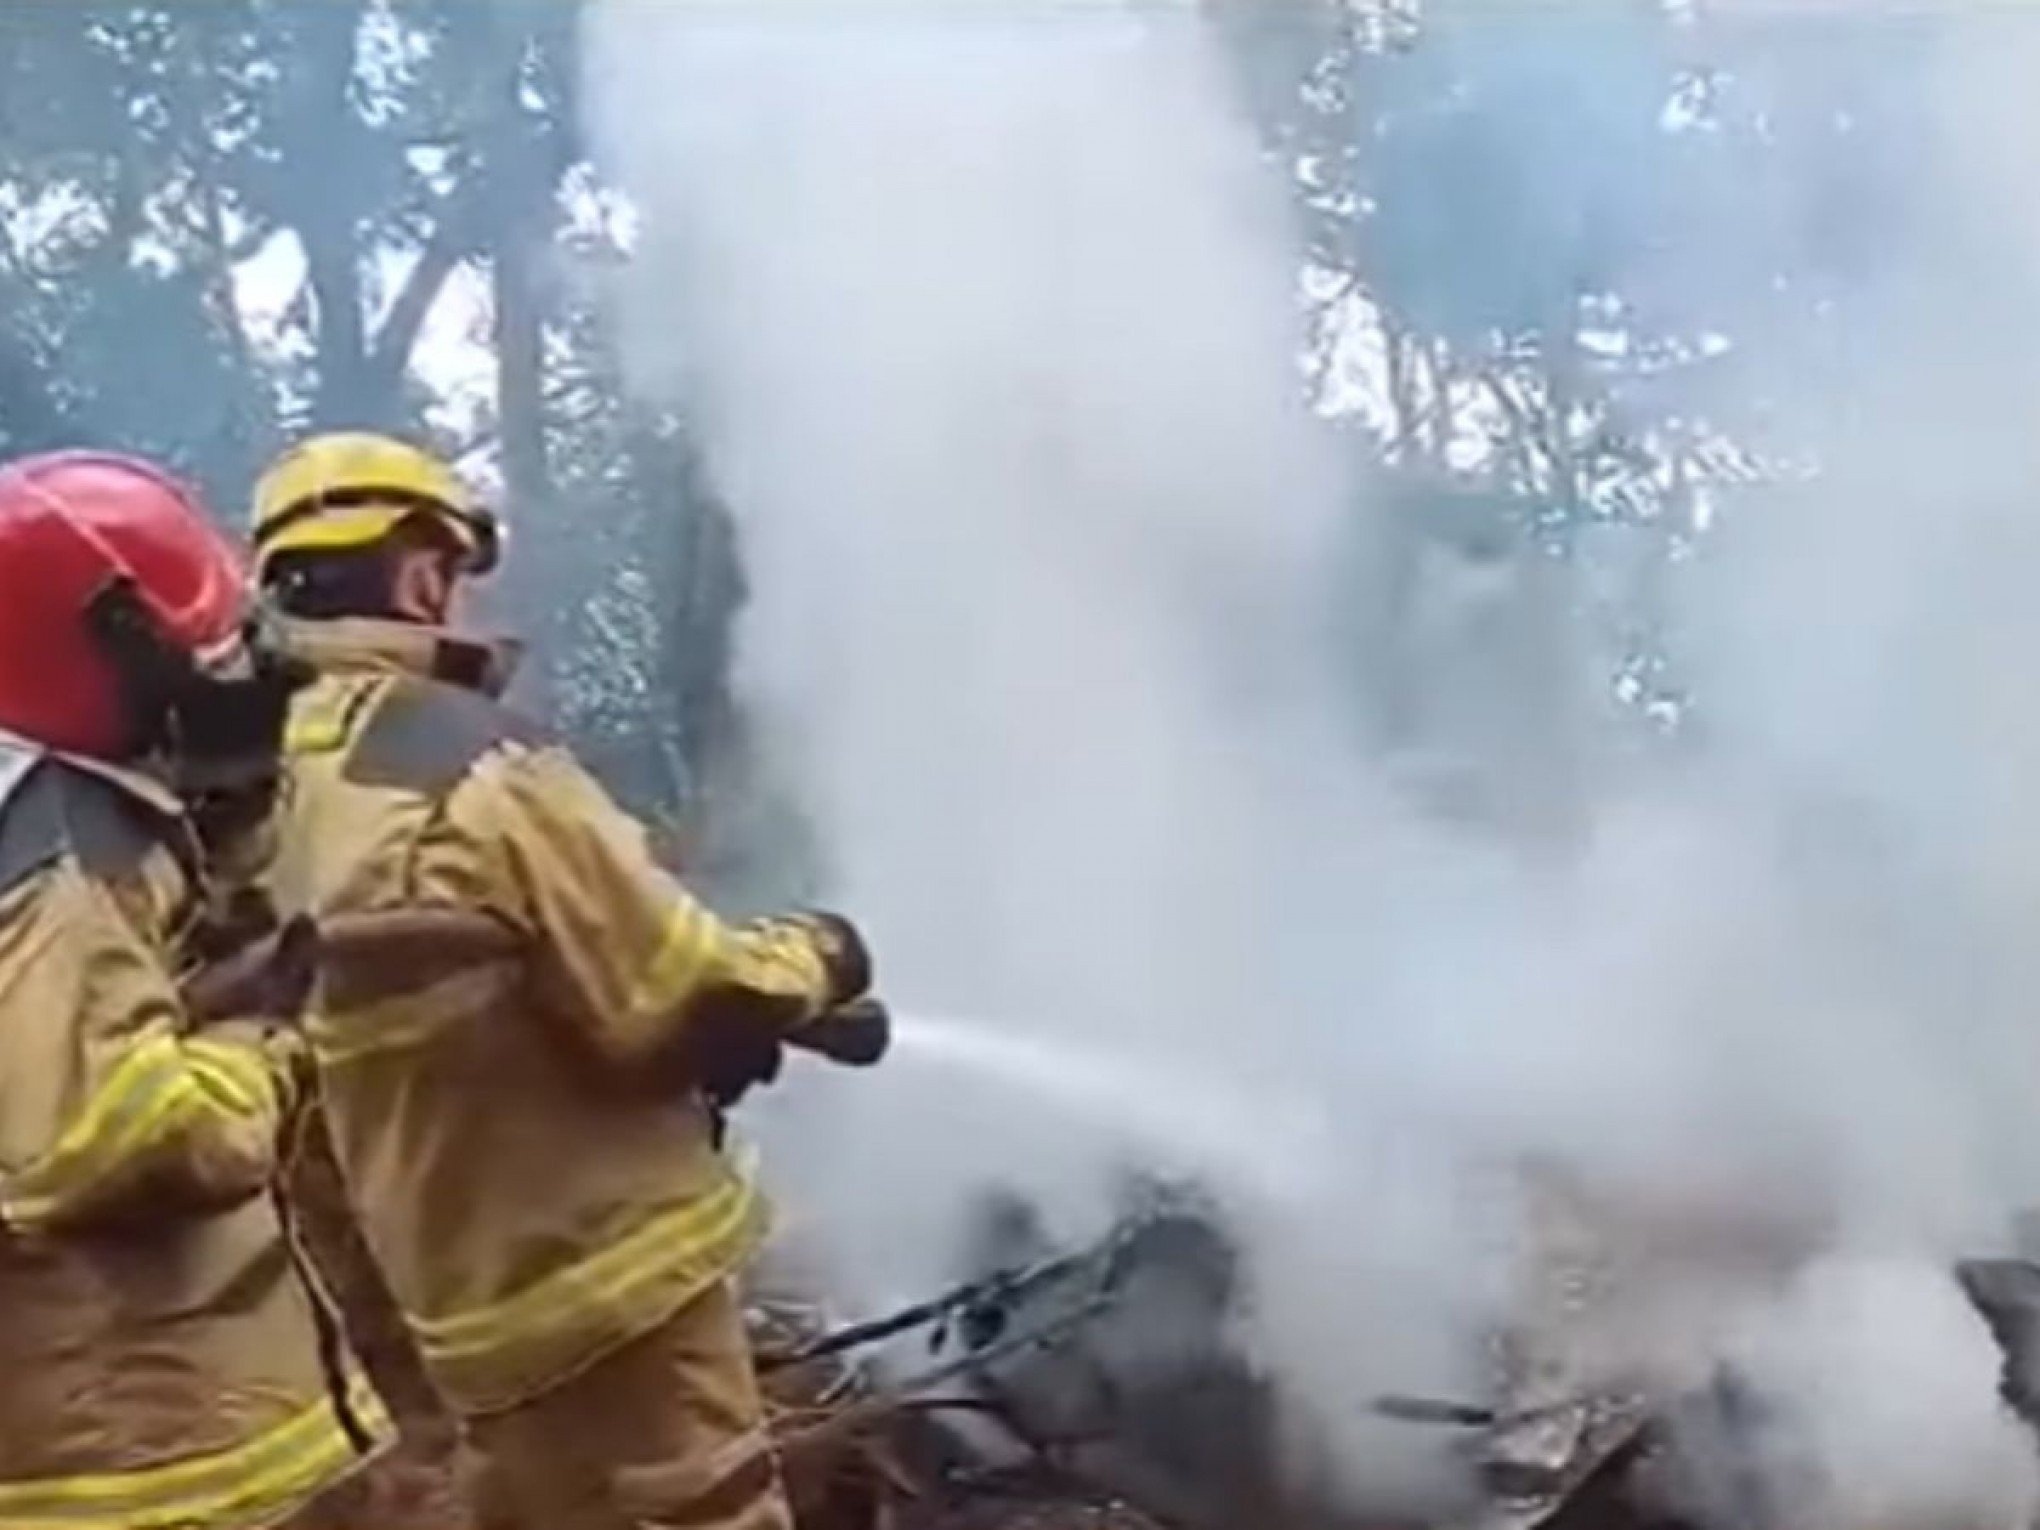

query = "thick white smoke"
(584, 2), (2040, 1520)
(582, 5), (1496, 1502)
(1708, 1258), (2039, 1530)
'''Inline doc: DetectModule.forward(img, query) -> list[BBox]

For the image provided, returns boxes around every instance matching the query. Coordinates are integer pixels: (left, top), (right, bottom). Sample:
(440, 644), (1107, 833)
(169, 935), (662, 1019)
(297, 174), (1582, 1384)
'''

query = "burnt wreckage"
(766, 1181), (2040, 1530)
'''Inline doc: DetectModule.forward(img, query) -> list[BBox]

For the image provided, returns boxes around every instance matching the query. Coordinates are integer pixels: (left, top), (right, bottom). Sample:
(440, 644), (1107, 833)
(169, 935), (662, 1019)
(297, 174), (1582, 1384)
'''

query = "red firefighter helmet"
(0, 452), (246, 759)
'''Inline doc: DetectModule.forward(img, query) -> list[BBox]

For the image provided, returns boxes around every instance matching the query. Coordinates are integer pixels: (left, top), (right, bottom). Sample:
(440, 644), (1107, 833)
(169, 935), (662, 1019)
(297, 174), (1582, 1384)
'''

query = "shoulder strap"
(342, 676), (551, 797)
(0, 751), (170, 901)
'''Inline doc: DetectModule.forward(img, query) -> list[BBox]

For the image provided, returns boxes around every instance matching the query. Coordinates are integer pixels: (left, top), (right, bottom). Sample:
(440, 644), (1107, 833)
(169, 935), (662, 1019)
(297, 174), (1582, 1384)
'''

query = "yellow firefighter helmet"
(250, 432), (499, 577)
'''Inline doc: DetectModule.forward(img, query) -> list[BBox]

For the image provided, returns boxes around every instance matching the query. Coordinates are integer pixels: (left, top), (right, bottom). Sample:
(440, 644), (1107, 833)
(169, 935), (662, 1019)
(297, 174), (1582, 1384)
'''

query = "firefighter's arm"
(0, 892), (296, 1236)
(465, 744), (868, 1074)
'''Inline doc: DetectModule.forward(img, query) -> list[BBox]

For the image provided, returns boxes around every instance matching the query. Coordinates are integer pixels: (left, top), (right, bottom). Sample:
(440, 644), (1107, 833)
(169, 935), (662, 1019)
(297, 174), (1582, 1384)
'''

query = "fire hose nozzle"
(795, 997), (892, 1066)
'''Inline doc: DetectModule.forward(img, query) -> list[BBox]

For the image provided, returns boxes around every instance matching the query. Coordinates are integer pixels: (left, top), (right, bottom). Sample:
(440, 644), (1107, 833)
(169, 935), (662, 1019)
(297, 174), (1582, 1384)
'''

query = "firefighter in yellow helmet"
(0, 452), (389, 1530)
(250, 432), (888, 1530)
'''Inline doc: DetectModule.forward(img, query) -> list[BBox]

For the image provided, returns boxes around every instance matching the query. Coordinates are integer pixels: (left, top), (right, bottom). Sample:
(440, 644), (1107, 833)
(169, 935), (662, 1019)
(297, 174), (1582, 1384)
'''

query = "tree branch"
(362, 186), (482, 399)
(226, 217), (278, 264)
(1482, 368), (1556, 492)
(279, 276), (314, 336)
(447, 424), (499, 466)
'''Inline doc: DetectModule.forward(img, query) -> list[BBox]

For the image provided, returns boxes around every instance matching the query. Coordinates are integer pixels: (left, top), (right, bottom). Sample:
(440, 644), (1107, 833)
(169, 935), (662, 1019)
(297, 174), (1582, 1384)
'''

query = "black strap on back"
(0, 756), (165, 902)
(342, 677), (548, 798)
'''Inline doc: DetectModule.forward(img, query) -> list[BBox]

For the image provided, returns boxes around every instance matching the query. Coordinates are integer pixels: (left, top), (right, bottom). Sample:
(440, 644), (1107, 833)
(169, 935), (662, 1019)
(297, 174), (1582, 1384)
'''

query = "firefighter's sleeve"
(468, 743), (846, 1072)
(0, 879), (292, 1236)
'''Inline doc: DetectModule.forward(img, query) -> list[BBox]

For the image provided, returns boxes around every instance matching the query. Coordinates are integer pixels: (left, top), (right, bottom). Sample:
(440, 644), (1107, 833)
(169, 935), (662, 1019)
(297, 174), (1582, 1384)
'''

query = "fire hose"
(182, 907), (892, 1066)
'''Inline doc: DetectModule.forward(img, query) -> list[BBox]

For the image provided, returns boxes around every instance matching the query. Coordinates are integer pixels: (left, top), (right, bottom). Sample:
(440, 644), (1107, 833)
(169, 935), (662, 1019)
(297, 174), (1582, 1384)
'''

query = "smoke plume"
(584, 1), (2040, 1519)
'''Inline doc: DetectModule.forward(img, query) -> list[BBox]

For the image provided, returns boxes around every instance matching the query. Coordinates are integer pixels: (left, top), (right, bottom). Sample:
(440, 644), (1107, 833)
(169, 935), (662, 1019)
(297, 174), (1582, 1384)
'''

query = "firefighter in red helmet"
(0, 452), (388, 1529)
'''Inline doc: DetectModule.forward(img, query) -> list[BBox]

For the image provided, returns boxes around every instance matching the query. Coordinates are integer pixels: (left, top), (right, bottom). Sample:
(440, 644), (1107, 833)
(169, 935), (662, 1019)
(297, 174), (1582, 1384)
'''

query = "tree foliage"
(0, 0), (1943, 847)
(0, 0), (741, 839)
(1207, 0), (1937, 808)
